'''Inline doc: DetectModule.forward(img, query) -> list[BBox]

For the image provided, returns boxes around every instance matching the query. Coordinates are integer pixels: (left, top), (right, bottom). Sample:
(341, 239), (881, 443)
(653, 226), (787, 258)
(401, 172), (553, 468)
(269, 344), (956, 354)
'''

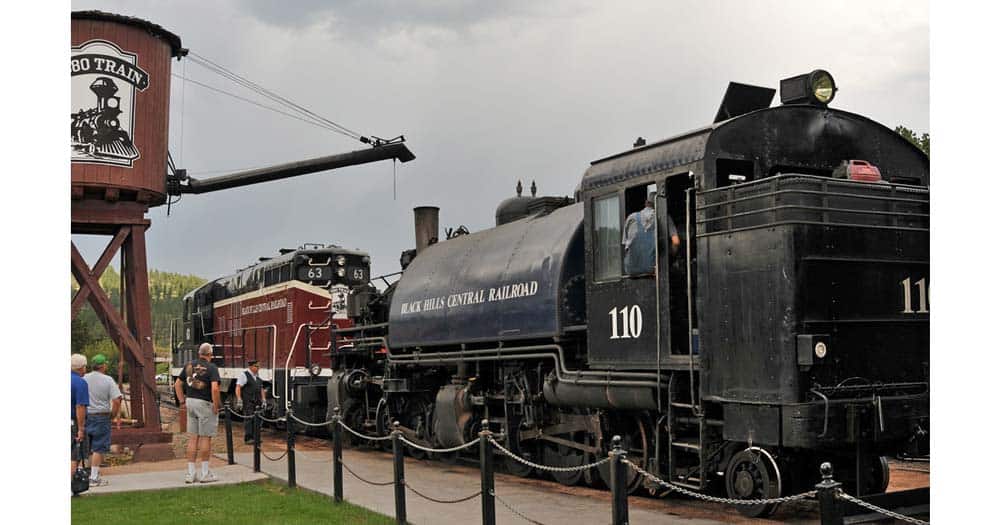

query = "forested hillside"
(71, 267), (206, 369)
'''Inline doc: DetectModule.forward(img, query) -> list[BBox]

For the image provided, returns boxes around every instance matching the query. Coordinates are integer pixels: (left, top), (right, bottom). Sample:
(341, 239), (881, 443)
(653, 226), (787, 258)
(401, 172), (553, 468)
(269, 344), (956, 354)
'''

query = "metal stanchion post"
(224, 401), (234, 465)
(392, 420), (407, 525)
(253, 407), (261, 473)
(816, 462), (844, 525)
(287, 408), (297, 488)
(332, 406), (343, 503)
(610, 435), (629, 525)
(479, 419), (496, 525)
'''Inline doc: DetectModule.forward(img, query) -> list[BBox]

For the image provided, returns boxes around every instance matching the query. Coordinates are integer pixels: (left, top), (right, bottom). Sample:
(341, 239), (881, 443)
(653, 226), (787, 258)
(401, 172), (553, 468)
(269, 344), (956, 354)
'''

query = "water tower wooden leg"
(122, 224), (161, 429)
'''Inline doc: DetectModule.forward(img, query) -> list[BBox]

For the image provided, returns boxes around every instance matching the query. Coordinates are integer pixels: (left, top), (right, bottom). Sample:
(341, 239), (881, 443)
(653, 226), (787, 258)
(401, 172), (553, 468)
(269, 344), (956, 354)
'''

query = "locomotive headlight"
(814, 342), (828, 359)
(309, 363), (322, 377)
(810, 71), (836, 104)
(780, 69), (837, 106)
(336, 255), (347, 266)
(336, 267), (346, 278)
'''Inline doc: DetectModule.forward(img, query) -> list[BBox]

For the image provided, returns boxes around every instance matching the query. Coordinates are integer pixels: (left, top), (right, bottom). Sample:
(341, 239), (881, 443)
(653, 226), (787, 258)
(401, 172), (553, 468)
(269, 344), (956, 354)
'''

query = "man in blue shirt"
(71, 353), (89, 473)
(623, 194), (680, 274)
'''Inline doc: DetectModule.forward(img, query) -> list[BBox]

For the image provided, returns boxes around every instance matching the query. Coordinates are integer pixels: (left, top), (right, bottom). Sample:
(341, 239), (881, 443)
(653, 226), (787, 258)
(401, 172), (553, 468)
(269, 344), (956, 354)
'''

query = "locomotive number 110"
(609, 305), (643, 339)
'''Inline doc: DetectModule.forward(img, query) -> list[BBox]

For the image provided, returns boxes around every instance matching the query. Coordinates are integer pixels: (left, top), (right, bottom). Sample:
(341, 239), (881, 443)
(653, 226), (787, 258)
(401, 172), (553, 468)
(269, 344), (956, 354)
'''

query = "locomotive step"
(671, 440), (701, 451)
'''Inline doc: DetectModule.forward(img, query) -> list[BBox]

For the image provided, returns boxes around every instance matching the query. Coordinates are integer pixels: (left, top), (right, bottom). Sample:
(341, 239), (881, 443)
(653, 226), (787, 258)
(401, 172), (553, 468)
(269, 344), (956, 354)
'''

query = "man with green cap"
(84, 354), (122, 486)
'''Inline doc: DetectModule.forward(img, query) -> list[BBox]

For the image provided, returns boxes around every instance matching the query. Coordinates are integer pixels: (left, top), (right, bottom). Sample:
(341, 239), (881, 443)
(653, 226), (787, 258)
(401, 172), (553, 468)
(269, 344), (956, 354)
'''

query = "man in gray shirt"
(83, 353), (122, 486)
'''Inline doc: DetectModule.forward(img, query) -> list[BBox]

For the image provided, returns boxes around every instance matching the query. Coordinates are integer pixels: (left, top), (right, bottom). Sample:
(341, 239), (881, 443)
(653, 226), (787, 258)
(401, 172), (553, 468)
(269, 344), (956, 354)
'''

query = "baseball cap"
(248, 360), (260, 366)
(92, 354), (108, 366)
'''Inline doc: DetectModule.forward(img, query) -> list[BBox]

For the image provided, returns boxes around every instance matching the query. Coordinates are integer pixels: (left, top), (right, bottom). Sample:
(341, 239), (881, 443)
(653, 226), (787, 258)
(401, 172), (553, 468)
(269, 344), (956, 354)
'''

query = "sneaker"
(200, 471), (218, 483)
(90, 477), (109, 487)
(185, 472), (197, 484)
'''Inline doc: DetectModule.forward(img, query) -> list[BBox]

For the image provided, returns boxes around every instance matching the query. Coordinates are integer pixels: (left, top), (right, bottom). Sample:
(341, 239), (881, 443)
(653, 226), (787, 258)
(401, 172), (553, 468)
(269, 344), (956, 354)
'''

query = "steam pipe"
(172, 143), (415, 195)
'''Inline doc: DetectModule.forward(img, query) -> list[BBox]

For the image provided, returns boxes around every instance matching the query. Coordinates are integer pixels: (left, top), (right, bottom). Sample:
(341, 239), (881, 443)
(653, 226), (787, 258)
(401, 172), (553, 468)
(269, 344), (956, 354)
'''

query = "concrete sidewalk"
(80, 463), (268, 495)
(223, 447), (728, 525)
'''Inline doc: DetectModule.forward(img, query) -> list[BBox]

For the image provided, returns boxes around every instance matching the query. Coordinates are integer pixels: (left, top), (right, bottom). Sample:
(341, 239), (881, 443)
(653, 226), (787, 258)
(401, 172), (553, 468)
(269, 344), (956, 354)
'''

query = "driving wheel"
(597, 413), (650, 494)
(724, 447), (783, 518)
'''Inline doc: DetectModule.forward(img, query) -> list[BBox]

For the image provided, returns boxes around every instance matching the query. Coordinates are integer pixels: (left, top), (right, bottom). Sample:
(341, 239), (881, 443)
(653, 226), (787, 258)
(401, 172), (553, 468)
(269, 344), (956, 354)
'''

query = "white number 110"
(900, 277), (929, 314)
(609, 305), (643, 339)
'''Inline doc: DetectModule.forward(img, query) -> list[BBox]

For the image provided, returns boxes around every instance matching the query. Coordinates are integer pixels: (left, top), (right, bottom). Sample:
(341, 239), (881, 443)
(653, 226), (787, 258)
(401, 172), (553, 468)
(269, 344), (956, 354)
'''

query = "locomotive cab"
(578, 71), (929, 510)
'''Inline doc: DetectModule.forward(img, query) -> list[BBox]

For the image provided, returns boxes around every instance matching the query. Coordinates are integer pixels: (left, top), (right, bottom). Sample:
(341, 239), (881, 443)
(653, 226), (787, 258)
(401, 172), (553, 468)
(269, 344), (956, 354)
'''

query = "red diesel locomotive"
(171, 243), (380, 424)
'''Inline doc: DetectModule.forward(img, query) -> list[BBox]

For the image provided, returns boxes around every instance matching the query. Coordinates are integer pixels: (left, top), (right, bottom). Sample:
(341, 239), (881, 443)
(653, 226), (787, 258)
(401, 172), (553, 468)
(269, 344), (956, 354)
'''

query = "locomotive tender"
(174, 70), (928, 517)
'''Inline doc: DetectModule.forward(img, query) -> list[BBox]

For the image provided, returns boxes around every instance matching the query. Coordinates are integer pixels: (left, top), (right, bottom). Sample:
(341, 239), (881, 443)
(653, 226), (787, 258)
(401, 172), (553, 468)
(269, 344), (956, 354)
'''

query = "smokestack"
(413, 206), (440, 254)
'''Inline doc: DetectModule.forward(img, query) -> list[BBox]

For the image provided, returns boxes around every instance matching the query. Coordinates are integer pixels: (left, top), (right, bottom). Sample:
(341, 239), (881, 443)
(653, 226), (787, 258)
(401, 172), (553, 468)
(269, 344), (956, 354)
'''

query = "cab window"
(593, 194), (622, 280)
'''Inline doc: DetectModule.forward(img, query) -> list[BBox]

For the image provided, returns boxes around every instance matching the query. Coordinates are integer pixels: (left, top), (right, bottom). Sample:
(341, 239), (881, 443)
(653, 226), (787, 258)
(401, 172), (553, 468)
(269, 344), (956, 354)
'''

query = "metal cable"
(260, 449), (289, 462)
(187, 54), (357, 136)
(341, 461), (395, 487)
(489, 437), (611, 473)
(288, 413), (335, 428)
(186, 53), (363, 140)
(400, 436), (479, 454)
(623, 459), (816, 506)
(837, 491), (930, 525)
(337, 420), (392, 442)
(171, 74), (347, 134)
(492, 489), (546, 525)
(403, 480), (481, 504)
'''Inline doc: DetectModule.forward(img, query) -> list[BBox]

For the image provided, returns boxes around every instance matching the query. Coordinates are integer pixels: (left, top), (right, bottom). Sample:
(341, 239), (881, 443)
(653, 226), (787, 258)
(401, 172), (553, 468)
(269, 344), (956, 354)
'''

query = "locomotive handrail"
(283, 321), (332, 407)
(812, 381), (929, 397)
(307, 299), (332, 310)
(808, 388), (831, 438)
(389, 345), (665, 390)
(697, 187), (929, 211)
(388, 343), (662, 381)
(696, 203), (929, 225)
(306, 257), (332, 266)
(697, 173), (928, 198)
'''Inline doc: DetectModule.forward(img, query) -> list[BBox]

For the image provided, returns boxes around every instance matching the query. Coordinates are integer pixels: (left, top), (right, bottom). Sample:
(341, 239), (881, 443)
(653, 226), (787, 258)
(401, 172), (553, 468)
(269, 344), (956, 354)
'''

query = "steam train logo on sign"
(71, 39), (149, 167)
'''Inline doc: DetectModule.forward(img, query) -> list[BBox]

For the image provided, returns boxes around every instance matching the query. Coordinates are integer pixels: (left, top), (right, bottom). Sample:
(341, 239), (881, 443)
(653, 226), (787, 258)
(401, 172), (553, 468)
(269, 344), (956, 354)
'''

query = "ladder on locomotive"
(666, 373), (721, 490)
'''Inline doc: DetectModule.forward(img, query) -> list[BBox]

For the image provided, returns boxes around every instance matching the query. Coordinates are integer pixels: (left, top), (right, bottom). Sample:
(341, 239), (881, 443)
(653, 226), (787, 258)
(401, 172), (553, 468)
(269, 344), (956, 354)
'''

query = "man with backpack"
(174, 343), (221, 483)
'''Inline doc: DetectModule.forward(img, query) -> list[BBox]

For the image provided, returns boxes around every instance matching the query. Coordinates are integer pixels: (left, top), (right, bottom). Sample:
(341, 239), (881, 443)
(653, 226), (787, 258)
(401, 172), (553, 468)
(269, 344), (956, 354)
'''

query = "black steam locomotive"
(322, 70), (928, 517)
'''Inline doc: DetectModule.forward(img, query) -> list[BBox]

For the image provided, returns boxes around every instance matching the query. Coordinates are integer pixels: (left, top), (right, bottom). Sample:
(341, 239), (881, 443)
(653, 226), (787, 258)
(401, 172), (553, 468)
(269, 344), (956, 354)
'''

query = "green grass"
(71, 480), (394, 524)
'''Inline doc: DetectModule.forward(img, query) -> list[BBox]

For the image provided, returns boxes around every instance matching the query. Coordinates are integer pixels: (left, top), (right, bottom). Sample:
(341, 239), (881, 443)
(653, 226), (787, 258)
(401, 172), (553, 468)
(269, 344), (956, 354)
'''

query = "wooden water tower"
(70, 12), (414, 460)
(71, 11), (184, 460)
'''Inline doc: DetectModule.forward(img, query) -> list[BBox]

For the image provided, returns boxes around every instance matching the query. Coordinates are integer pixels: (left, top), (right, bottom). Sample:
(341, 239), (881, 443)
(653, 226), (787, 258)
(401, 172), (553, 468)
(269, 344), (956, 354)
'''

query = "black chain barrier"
(492, 490), (546, 525)
(224, 405), (251, 420)
(223, 409), (929, 525)
(835, 491), (929, 525)
(260, 449), (289, 462)
(341, 460), (395, 487)
(404, 480), (482, 504)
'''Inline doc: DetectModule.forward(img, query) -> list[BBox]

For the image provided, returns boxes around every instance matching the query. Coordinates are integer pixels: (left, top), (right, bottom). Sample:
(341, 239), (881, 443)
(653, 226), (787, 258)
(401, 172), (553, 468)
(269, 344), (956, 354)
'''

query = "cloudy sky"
(70, 0), (929, 280)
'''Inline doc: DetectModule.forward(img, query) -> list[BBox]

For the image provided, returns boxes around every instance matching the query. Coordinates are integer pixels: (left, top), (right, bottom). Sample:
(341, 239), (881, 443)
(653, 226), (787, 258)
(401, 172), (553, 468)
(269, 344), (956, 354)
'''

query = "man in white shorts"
(174, 343), (221, 483)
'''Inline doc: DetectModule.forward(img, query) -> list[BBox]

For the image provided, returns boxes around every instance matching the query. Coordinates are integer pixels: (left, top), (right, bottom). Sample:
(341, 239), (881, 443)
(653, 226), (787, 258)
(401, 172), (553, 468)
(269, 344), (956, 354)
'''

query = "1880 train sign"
(71, 39), (150, 167)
